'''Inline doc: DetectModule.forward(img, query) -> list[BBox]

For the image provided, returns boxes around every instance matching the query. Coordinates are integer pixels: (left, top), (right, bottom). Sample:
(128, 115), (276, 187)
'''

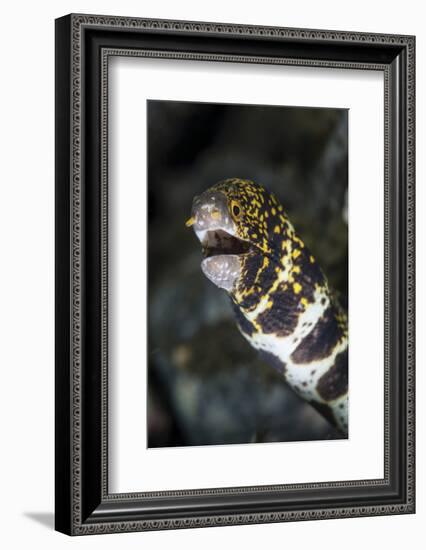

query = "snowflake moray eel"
(186, 178), (348, 436)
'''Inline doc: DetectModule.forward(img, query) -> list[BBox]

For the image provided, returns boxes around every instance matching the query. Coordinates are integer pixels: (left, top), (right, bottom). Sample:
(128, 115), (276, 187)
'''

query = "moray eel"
(186, 178), (348, 436)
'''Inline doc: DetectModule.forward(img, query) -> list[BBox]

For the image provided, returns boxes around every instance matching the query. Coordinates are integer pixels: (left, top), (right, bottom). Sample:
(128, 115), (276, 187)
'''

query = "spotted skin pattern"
(190, 178), (348, 435)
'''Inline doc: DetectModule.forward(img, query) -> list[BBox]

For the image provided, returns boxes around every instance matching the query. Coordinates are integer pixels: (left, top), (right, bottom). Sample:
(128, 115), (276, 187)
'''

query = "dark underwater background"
(147, 100), (348, 447)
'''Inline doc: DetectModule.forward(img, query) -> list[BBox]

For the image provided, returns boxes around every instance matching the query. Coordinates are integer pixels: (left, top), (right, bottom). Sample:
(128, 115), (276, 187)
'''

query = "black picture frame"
(55, 13), (415, 535)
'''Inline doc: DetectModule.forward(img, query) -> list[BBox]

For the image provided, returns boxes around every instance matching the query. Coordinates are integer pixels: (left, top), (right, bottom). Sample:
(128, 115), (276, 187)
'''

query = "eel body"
(187, 178), (348, 435)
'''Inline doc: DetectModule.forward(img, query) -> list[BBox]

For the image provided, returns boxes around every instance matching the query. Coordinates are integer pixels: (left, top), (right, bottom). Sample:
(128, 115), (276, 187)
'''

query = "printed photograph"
(147, 100), (348, 448)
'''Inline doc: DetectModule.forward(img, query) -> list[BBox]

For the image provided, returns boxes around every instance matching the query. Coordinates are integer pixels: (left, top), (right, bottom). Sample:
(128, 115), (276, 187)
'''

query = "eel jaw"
(188, 190), (250, 292)
(201, 254), (242, 292)
(197, 229), (251, 292)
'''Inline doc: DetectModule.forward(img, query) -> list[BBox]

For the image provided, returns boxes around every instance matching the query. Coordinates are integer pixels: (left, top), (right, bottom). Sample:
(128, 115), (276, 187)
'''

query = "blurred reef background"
(147, 100), (348, 447)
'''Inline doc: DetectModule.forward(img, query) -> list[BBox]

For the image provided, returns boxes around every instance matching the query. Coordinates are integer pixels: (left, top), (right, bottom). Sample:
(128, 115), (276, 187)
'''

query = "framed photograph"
(55, 14), (415, 535)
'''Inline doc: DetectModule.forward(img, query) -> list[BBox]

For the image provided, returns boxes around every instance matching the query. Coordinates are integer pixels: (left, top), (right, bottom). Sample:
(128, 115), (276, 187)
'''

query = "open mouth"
(201, 229), (252, 258)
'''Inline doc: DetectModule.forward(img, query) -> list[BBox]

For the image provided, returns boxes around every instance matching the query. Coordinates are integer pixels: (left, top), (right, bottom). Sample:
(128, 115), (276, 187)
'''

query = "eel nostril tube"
(185, 216), (196, 227)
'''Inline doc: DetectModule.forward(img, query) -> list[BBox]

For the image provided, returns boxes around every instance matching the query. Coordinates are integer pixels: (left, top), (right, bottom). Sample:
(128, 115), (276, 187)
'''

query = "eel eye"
(231, 200), (242, 220)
